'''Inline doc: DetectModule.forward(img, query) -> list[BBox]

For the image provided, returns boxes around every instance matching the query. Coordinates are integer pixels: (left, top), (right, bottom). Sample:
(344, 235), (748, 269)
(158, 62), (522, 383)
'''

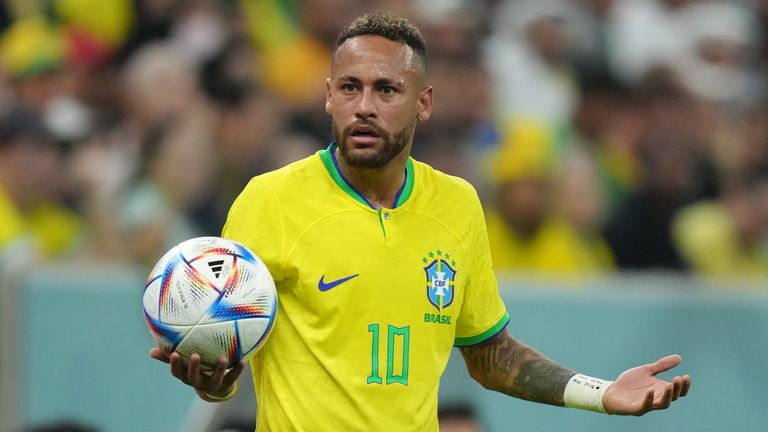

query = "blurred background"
(1, 0), (768, 431)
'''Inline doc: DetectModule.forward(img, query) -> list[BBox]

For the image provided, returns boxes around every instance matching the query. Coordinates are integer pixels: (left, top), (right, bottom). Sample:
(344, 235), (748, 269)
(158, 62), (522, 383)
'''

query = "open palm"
(603, 354), (691, 416)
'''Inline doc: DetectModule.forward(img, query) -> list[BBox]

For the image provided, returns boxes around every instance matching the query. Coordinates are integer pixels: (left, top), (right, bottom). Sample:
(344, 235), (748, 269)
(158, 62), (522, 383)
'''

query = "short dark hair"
(438, 402), (478, 422)
(335, 12), (427, 72)
(0, 105), (54, 148)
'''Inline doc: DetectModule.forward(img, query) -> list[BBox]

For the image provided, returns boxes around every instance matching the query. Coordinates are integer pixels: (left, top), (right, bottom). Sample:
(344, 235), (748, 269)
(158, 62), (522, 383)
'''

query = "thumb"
(149, 347), (171, 364)
(649, 354), (682, 375)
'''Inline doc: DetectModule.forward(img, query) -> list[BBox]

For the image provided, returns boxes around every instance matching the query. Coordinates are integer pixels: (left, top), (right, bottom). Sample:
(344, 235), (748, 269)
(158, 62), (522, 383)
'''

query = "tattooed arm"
(459, 329), (575, 406)
(459, 329), (692, 414)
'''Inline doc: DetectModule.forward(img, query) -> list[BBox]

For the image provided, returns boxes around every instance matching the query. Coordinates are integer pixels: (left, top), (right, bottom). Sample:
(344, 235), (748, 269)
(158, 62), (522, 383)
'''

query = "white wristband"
(563, 374), (613, 414)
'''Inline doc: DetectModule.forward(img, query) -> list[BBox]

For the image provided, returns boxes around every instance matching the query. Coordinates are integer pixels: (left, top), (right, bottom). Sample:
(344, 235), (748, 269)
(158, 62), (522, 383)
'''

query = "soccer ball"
(143, 236), (277, 370)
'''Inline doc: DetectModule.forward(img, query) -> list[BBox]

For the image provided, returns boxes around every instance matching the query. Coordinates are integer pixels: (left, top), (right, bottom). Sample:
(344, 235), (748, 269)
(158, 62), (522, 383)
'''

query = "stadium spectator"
(438, 402), (485, 432)
(483, 0), (583, 129)
(0, 105), (81, 271)
(673, 170), (768, 279)
(104, 115), (214, 267)
(602, 125), (703, 271)
(486, 119), (614, 277)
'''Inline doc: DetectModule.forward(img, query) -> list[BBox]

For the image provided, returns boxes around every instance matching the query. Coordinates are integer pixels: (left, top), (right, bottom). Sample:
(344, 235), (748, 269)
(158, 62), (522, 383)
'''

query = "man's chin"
(344, 154), (387, 169)
(336, 142), (371, 161)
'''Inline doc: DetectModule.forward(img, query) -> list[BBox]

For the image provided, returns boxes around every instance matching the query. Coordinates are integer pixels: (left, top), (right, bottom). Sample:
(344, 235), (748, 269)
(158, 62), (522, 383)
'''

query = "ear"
(416, 85), (433, 123)
(325, 78), (333, 115)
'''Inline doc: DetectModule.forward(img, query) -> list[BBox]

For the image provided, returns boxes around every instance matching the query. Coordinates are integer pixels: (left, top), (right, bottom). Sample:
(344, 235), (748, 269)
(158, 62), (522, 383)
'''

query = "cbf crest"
(422, 250), (457, 312)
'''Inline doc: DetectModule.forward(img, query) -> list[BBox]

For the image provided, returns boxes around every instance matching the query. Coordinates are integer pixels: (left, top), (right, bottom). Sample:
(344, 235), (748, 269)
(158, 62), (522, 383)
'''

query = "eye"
(380, 86), (396, 95)
(341, 83), (358, 93)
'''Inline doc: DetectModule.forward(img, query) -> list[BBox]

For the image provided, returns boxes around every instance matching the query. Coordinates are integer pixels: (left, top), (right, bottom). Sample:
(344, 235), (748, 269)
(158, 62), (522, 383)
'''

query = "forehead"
(332, 35), (420, 80)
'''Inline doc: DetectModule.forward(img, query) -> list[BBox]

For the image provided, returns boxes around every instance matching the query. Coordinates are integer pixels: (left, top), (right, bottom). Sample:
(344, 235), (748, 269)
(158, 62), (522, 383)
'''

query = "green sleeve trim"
(453, 312), (510, 347)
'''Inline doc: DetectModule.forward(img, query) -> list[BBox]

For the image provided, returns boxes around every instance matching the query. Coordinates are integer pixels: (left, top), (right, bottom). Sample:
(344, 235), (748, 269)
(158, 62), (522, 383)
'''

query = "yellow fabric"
(55, 0), (134, 46)
(490, 118), (558, 184)
(0, 186), (27, 249)
(240, 0), (299, 50)
(6, 0), (44, 17)
(222, 150), (508, 431)
(486, 210), (614, 278)
(260, 36), (330, 105)
(27, 201), (81, 258)
(673, 201), (768, 278)
(0, 187), (80, 258)
(0, 16), (64, 78)
(241, 0), (329, 105)
(595, 139), (640, 208)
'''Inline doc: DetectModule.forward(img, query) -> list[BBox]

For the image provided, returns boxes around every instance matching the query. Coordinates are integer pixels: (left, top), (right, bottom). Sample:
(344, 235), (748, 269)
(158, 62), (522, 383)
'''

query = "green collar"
(319, 143), (414, 209)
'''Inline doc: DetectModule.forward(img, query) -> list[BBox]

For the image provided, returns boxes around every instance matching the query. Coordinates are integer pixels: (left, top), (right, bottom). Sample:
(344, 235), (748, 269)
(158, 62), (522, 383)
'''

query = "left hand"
(603, 354), (691, 415)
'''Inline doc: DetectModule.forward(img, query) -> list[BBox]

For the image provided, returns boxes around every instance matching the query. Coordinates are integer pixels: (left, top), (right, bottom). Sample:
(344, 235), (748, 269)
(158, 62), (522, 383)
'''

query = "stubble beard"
(332, 118), (416, 169)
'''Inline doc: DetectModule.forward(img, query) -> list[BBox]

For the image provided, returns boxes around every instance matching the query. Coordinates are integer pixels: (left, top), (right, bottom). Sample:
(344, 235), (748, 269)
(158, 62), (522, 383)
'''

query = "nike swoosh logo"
(318, 274), (359, 292)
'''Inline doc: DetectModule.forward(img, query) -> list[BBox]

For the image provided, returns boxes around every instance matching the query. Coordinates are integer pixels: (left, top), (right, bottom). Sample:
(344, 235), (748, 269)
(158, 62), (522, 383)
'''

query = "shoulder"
(253, 152), (324, 189)
(234, 152), (325, 202)
(226, 152), (323, 220)
(411, 158), (480, 202)
(408, 159), (488, 246)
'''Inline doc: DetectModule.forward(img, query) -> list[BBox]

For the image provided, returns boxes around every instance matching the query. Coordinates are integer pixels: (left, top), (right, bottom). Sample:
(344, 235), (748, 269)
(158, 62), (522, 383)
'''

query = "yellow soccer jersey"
(222, 144), (509, 431)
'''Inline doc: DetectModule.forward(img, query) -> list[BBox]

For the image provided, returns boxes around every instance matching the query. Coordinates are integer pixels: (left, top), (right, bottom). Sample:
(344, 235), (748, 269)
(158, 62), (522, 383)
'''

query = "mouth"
(348, 124), (381, 145)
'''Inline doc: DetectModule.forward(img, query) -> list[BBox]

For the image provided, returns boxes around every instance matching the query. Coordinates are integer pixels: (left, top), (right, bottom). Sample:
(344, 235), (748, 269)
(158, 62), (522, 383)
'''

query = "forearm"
(459, 330), (575, 406)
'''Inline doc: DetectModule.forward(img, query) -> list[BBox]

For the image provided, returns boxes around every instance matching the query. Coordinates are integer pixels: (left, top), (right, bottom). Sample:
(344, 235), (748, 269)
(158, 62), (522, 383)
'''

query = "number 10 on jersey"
(367, 323), (410, 385)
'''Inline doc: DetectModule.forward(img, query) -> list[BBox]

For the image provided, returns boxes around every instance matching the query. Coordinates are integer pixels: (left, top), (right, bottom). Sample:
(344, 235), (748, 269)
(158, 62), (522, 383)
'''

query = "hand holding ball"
(143, 237), (277, 371)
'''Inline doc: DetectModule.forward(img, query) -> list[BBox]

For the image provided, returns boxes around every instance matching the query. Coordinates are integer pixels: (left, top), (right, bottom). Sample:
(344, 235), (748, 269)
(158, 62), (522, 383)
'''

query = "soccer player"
(150, 12), (691, 430)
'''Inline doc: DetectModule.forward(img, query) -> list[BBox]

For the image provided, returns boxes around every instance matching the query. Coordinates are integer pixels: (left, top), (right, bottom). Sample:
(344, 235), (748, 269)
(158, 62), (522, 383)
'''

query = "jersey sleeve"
(222, 177), (287, 281)
(453, 189), (509, 346)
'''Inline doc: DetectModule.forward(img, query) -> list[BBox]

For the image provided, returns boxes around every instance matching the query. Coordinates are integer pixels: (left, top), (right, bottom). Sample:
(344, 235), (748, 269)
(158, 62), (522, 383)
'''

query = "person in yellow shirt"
(151, 12), (689, 431)
(486, 119), (614, 278)
(0, 105), (80, 269)
(673, 171), (768, 279)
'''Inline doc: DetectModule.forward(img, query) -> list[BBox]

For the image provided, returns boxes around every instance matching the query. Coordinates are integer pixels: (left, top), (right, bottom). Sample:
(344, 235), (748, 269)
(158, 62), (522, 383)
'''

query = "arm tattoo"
(459, 330), (575, 406)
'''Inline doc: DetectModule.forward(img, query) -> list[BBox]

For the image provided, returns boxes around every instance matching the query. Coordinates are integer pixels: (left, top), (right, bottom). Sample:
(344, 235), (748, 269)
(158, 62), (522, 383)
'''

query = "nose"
(354, 87), (376, 119)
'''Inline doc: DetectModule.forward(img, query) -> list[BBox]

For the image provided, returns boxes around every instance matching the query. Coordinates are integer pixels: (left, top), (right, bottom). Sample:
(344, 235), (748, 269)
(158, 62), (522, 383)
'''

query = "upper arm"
(222, 178), (286, 281)
(454, 185), (509, 345)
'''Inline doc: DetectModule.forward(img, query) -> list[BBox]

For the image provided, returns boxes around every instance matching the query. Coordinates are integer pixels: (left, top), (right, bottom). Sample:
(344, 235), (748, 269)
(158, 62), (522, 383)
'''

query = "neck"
(334, 145), (408, 209)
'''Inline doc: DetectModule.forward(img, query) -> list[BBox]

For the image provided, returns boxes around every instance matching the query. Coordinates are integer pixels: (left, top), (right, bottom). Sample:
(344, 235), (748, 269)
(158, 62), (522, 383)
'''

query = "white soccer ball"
(143, 236), (277, 370)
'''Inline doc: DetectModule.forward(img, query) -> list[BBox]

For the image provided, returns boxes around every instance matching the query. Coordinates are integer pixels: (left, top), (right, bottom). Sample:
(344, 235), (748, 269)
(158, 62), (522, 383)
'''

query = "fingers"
(648, 354), (682, 375)
(161, 351), (245, 396)
(170, 352), (186, 381)
(680, 375), (691, 396)
(679, 374), (691, 397)
(149, 347), (170, 364)
(637, 389), (654, 416)
(671, 376), (686, 400)
(209, 357), (229, 387)
(220, 359), (247, 390)
(653, 382), (674, 410)
(187, 353), (202, 388)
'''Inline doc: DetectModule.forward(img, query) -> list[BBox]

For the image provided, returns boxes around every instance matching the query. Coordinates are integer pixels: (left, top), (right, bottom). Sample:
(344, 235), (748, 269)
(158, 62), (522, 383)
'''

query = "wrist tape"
(563, 374), (613, 414)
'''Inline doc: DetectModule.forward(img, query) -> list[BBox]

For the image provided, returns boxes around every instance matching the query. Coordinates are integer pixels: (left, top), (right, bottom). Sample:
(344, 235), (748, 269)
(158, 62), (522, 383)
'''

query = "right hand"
(149, 348), (246, 400)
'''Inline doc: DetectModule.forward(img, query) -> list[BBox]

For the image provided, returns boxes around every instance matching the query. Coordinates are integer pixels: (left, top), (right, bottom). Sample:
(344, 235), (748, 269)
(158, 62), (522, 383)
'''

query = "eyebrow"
(336, 75), (405, 88)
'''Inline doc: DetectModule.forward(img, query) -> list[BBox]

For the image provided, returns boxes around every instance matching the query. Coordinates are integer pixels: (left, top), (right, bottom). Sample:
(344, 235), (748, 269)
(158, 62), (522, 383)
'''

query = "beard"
(332, 117), (416, 169)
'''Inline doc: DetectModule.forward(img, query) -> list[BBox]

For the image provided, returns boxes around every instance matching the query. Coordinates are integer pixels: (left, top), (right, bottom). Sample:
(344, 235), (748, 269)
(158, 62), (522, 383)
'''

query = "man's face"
(326, 35), (432, 169)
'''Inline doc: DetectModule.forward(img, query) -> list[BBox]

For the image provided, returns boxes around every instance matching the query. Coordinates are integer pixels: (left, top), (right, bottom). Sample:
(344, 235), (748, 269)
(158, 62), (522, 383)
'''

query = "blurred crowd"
(1, 0), (768, 283)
